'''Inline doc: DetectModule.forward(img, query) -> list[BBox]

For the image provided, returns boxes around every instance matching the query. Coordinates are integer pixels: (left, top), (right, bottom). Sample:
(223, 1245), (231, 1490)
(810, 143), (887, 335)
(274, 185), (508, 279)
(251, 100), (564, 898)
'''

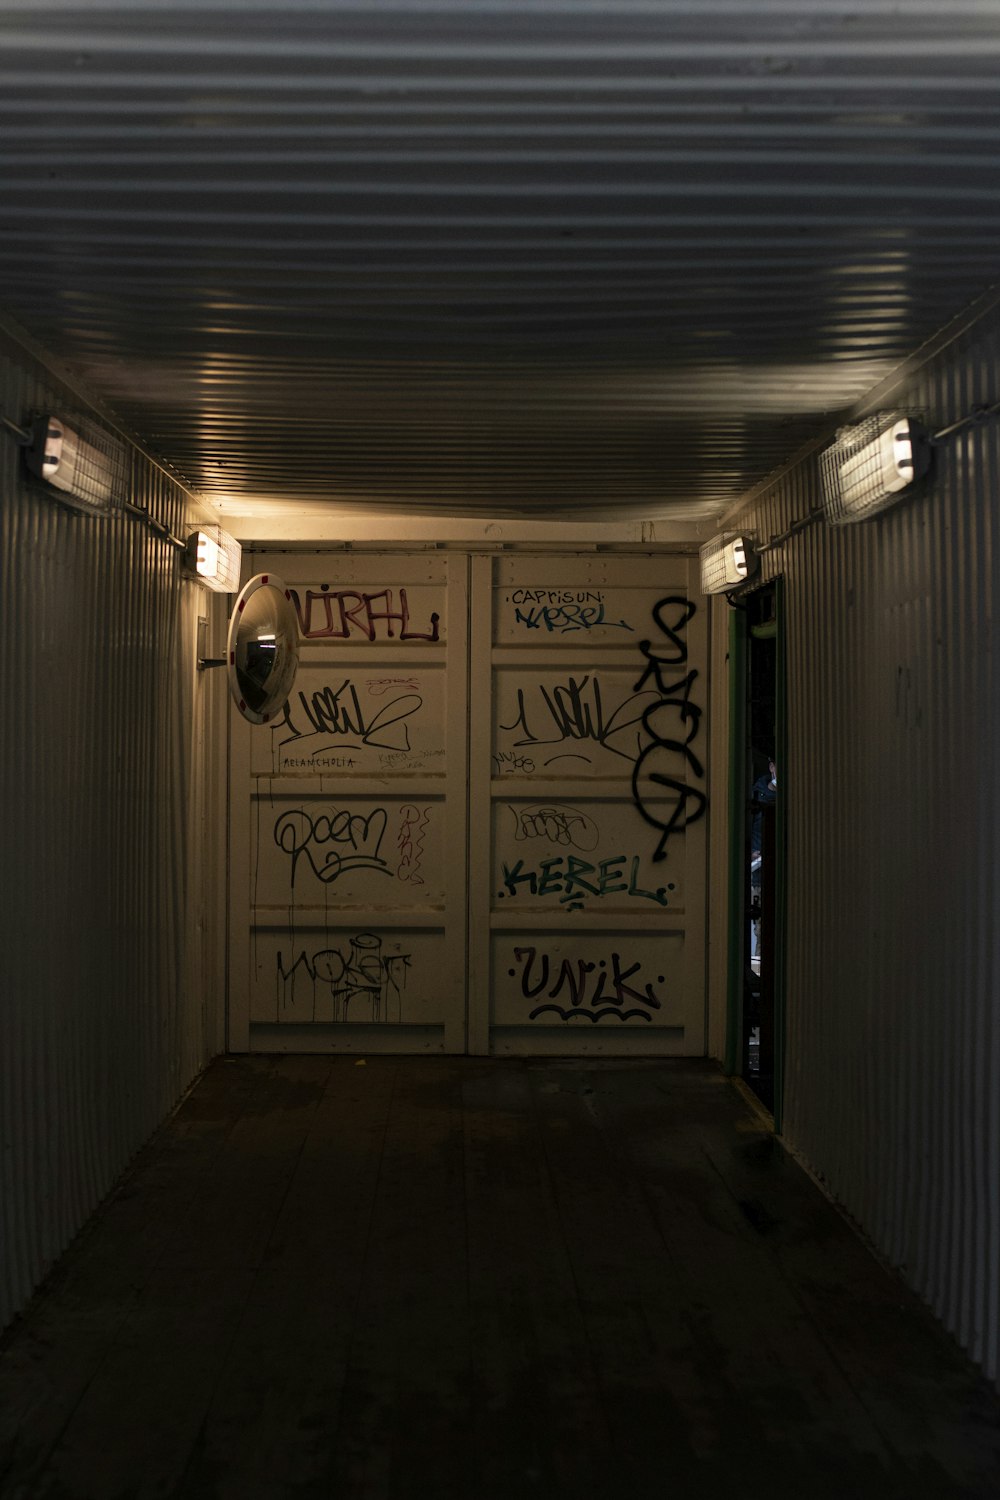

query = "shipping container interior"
(1, 0), (999, 1430)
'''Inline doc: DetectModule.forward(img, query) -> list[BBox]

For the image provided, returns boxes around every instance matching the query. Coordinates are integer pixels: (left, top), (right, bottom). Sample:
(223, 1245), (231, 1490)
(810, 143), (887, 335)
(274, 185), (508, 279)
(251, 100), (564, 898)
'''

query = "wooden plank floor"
(1, 1057), (999, 1499)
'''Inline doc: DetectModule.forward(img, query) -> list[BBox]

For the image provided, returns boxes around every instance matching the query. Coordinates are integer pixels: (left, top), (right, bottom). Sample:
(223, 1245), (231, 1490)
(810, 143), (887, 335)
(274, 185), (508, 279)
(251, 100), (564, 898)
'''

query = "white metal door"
(469, 554), (708, 1055)
(229, 552), (468, 1053)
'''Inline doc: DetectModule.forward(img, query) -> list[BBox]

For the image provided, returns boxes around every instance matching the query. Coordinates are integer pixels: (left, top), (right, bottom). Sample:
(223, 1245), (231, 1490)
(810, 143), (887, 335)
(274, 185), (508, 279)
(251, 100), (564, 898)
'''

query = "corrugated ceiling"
(2, 0), (1000, 522)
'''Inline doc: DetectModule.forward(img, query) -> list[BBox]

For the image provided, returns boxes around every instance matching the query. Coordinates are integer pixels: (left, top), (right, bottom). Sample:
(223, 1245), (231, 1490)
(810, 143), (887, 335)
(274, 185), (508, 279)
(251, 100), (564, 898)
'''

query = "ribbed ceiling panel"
(2, 2), (1000, 518)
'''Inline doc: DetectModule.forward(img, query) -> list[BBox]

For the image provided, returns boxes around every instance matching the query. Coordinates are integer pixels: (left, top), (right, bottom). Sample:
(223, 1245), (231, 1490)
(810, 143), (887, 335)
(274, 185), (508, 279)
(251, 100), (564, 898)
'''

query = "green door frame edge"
(772, 577), (787, 1135)
(724, 606), (746, 1077)
(724, 584), (787, 1134)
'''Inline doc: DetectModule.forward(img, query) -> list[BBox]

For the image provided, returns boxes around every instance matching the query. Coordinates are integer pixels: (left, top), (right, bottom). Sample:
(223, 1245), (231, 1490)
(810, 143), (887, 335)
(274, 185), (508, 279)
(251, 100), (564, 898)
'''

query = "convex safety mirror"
(227, 573), (299, 725)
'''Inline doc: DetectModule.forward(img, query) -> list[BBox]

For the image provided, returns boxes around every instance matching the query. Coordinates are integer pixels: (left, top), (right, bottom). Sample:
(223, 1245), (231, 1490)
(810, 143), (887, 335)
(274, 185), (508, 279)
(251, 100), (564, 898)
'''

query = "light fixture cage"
(820, 411), (930, 526)
(183, 525), (242, 592)
(24, 412), (128, 515)
(699, 532), (757, 595)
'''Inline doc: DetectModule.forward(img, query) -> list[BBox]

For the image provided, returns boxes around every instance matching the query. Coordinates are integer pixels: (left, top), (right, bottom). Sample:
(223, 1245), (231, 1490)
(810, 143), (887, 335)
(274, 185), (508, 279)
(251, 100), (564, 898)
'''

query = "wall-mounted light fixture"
(820, 412), (930, 526)
(24, 413), (127, 514)
(699, 532), (758, 595)
(183, 526), (242, 593)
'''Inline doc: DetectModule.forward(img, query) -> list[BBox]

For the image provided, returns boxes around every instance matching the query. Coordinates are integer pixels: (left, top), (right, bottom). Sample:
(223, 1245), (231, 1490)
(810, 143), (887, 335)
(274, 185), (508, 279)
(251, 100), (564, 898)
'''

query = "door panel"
(470, 554), (708, 1055)
(229, 552), (467, 1053)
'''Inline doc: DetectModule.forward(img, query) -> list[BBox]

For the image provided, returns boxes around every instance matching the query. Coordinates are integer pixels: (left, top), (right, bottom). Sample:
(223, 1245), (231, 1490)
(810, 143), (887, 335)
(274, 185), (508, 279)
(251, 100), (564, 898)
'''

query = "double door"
(229, 550), (708, 1055)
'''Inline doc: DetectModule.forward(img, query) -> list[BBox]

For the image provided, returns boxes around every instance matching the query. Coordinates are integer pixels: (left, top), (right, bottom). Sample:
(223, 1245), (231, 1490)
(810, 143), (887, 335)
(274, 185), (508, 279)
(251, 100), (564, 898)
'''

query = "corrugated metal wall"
(0, 329), (227, 1333)
(723, 310), (1000, 1384)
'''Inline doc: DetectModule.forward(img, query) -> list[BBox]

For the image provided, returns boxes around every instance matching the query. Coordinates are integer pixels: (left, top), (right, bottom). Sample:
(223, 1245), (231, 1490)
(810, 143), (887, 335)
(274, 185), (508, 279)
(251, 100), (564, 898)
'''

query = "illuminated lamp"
(24, 413), (126, 514)
(821, 412), (930, 525)
(183, 526), (242, 593)
(699, 533), (758, 595)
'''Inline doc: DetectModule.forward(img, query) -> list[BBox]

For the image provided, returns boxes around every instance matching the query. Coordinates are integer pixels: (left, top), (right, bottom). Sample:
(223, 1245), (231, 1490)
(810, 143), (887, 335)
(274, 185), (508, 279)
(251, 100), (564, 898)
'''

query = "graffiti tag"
(513, 602), (633, 634)
(508, 803), (599, 850)
(492, 748), (536, 775)
(499, 674), (653, 766)
(277, 933), (411, 1022)
(273, 807), (390, 888)
(509, 946), (666, 1023)
(290, 587), (439, 642)
(397, 804), (430, 884)
(630, 597), (707, 861)
(499, 854), (672, 908)
(279, 678), (423, 754)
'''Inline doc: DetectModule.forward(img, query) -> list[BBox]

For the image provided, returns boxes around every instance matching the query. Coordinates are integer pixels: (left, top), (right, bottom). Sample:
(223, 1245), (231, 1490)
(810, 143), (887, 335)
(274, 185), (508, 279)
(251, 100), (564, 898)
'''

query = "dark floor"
(1, 1057), (999, 1500)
